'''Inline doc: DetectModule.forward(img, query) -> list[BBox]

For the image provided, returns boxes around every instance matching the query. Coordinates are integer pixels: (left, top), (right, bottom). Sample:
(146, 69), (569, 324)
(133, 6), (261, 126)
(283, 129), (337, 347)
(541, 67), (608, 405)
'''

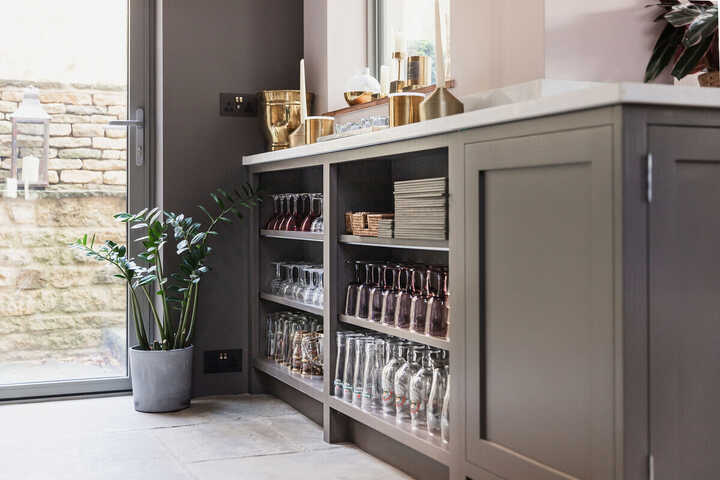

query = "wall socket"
(219, 93), (257, 117)
(204, 349), (243, 373)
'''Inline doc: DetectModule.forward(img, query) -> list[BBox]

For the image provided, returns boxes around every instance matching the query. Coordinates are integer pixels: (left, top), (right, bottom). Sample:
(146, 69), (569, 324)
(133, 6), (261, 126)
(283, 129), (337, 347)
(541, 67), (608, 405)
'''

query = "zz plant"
(72, 185), (260, 351)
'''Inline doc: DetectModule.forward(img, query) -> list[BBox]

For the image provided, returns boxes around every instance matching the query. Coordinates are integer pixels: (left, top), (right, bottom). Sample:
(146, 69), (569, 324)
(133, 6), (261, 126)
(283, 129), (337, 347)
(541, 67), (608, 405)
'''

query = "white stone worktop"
(242, 82), (720, 167)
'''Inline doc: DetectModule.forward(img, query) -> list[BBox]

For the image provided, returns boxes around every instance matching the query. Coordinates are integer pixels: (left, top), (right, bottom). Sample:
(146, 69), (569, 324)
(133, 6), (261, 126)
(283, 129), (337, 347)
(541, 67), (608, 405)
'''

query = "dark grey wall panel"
(162, 0), (303, 396)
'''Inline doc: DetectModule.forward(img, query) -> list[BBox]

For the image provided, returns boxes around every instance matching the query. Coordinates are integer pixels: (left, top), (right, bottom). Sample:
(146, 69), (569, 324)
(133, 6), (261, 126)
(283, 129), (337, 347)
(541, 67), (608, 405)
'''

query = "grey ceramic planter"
(129, 345), (193, 413)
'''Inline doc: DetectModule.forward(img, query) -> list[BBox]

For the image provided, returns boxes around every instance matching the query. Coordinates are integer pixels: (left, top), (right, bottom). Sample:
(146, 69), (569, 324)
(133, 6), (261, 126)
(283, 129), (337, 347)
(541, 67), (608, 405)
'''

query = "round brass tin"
(258, 90), (313, 151)
(305, 116), (335, 144)
(344, 90), (376, 106)
(406, 55), (430, 88)
(388, 92), (425, 127)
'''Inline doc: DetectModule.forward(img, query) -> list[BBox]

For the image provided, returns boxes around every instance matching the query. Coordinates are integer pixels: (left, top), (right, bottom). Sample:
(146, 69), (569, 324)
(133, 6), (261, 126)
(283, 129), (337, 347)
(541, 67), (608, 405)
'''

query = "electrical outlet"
(204, 349), (243, 373)
(219, 93), (257, 117)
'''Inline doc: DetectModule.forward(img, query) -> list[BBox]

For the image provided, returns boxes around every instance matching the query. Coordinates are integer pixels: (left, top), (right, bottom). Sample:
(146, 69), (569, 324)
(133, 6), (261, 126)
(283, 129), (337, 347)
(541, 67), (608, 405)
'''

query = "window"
(369, 0), (451, 85)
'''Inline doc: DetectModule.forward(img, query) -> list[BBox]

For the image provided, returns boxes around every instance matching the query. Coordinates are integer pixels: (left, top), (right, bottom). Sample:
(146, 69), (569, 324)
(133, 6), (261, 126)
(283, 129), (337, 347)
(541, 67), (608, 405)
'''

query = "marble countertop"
(243, 82), (720, 167)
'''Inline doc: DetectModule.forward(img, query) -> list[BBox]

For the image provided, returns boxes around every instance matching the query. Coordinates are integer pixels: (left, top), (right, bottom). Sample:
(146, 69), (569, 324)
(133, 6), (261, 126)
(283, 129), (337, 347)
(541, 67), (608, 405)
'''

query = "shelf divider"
(261, 230), (324, 242)
(327, 396), (450, 465)
(254, 358), (325, 402)
(260, 293), (324, 316)
(339, 234), (448, 252)
(339, 314), (451, 350)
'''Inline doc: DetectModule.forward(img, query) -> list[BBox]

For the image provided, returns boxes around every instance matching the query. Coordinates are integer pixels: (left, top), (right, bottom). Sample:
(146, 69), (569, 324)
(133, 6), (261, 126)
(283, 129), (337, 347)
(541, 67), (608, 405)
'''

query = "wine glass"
(355, 262), (375, 319)
(426, 268), (449, 338)
(312, 269), (324, 307)
(409, 267), (430, 333)
(310, 194), (323, 233)
(368, 263), (387, 322)
(345, 260), (364, 316)
(282, 193), (300, 231)
(300, 193), (320, 231)
(264, 194), (280, 230)
(380, 265), (401, 326)
(394, 265), (414, 329)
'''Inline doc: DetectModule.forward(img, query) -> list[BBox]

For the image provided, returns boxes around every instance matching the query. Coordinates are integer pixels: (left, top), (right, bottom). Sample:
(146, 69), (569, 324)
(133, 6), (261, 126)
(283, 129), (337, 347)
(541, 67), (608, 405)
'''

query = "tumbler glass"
(291, 330), (305, 373)
(372, 338), (387, 409)
(394, 345), (425, 422)
(343, 334), (361, 402)
(427, 352), (448, 436)
(333, 331), (348, 397)
(410, 348), (435, 429)
(441, 374), (451, 443)
(360, 339), (378, 411)
(381, 341), (407, 415)
(352, 337), (368, 407)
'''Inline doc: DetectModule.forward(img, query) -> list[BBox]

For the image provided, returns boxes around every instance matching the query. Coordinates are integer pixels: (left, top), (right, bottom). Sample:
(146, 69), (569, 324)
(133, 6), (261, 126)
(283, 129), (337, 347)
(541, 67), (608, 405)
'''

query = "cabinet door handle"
(647, 153), (653, 204)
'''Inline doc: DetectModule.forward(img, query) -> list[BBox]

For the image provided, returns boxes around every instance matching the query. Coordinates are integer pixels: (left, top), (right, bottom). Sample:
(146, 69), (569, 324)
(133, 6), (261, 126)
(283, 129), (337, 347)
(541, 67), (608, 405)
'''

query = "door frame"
(0, 0), (156, 401)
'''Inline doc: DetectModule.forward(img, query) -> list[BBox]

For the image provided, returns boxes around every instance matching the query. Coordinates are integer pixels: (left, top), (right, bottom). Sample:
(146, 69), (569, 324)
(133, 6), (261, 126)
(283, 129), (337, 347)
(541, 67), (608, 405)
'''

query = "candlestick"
(380, 65), (390, 97)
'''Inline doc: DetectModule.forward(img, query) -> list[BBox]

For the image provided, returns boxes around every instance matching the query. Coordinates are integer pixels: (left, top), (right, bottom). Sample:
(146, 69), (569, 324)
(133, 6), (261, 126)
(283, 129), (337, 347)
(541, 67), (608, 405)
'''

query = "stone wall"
(0, 80), (128, 371)
(0, 79), (127, 190)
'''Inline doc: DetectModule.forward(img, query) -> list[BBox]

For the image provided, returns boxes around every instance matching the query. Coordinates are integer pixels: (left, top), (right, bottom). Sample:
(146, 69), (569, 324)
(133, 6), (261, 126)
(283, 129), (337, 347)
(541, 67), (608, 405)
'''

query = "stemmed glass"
(345, 260), (364, 316)
(380, 265), (401, 326)
(368, 264), (387, 323)
(426, 268), (449, 338)
(303, 267), (317, 305)
(355, 262), (375, 319)
(409, 267), (429, 333)
(282, 193), (300, 231)
(271, 194), (287, 230)
(312, 269), (324, 307)
(300, 193), (320, 231)
(295, 265), (310, 302)
(310, 194), (323, 233)
(395, 266), (415, 329)
(280, 264), (298, 298)
(264, 194), (281, 230)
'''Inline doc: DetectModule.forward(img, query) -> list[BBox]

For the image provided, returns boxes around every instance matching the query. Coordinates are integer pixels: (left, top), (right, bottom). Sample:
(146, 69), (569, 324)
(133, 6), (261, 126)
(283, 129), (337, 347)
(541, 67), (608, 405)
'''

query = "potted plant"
(645, 1), (719, 86)
(72, 185), (260, 412)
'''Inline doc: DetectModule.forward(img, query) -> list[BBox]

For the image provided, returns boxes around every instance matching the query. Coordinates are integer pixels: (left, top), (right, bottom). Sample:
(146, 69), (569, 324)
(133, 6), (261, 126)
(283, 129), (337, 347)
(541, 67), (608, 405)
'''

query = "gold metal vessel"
(258, 90), (313, 151)
(419, 87), (464, 121)
(389, 92), (425, 127)
(305, 116), (335, 144)
(406, 55), (430, 88)
(344, 91), (376, 106)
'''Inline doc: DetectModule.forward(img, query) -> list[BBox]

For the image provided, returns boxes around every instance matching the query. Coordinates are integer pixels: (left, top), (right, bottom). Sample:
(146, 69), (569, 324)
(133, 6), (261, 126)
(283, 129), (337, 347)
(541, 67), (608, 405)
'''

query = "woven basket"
(351, 212), (393, 237)
(345, 212), (353, 233)
(699, 72), (720, 88)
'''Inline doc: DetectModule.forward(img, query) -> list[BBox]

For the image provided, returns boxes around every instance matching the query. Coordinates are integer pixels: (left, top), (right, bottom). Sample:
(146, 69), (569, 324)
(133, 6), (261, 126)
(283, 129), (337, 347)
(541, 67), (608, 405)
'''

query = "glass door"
(0, 0), (152, 399)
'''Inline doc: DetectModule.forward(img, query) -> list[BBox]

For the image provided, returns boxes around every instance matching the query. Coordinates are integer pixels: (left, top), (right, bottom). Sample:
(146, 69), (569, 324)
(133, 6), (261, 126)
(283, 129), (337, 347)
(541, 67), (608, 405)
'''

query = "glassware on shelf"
(380, 265), (401, 326)
(441, 374), (450, 443)
(355, 263), (375, 319)
(265, 194), (281, 230)
(427, 351), (448, 436)
(410, 348), (435, 429)
(343, 334), (361, 402)
(272, 194), (289, 230)
(360, 339), (378, 411)
(394, 265), (415, 329)
(270, 261), (284, 295)
(312, 268), (324, 307)
(426, 268), (449, 338)
(301, 193), (321, 232)
(394, 344), (424, 422)
(293, 264), (308, 301)
(345, 260), (364, 316)
(334, 331), (348, 397)
(291, 329), (305, 373)
(310, 194), (324, 233)
(381, 340), (406, 415)
(301, 332), (321, 377)
(352, 336), (369, 407)
(368, 263), (387, 323)
(409, 267), (429, 333)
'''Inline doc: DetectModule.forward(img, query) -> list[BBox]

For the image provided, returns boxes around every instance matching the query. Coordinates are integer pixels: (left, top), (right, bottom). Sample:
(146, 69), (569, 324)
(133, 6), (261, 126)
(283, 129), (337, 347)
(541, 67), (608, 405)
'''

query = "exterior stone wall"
(0, 79), (127, 190)
(0, 80), (128, 370)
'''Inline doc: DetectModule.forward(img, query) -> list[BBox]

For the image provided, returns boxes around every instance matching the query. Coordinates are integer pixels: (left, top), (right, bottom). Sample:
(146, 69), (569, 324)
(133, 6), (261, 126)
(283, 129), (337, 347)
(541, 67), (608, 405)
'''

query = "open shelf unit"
(247, 148), (452, 480)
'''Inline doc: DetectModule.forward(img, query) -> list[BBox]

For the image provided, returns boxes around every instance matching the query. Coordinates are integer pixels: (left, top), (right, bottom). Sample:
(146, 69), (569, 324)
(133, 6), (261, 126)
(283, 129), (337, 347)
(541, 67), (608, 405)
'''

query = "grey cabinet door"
(464, 126), (616, 479)
(648, 126), (720, 480)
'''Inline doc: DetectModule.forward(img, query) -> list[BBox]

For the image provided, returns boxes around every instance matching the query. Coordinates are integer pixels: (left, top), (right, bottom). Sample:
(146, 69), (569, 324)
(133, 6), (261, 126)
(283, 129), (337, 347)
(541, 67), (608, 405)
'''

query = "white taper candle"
(434, 0), (446, 87)
(300, 58), (307, 121)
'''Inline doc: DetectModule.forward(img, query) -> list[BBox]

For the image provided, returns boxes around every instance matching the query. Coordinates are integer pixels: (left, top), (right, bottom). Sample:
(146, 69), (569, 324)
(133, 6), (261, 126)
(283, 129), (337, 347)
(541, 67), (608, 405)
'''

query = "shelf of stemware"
(327, 396), (450, 465)
(260, 293), (324, 316)
(254, 358), (325, 402)
(338, 235), (448, 252)
(338, 314), (450, 351)
(261, 230), (324, 242)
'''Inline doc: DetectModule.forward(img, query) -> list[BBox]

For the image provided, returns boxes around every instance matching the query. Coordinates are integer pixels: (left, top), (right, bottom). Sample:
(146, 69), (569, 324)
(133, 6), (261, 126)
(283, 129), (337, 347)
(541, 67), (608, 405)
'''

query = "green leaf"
(131, 222), (148, 230)
(671, 33), (715, 79)
(218, 216), (231, 223)
(190, 232), (206, 245)
(210, 193), (224, 210)
(197, 205), (212, 220)
(682, 7), (718, 47)
(645, 22), (685, 82)
(665, 4), (702, 27)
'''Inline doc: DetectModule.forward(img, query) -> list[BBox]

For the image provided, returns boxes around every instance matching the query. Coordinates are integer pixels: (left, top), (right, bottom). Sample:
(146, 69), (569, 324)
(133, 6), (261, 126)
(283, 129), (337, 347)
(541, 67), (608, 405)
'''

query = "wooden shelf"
(260, 293), (324, 316)
(339, 314), (451, 351)
(327, 396), (450, 465)
(261, 230), (324, 242)
(254, 358), (324, 401)
(339, 235), (448, 252)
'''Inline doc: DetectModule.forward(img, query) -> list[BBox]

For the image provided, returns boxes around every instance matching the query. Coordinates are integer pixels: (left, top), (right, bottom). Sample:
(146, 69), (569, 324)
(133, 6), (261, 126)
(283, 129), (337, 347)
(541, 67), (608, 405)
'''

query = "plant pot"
(699, 72), (720, 87)
(129, 345), (193, 413)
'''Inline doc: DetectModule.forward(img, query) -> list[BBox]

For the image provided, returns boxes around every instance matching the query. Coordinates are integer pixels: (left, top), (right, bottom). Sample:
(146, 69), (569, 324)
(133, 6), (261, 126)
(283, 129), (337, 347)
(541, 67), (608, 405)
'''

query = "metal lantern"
(9, 87), (50, 188)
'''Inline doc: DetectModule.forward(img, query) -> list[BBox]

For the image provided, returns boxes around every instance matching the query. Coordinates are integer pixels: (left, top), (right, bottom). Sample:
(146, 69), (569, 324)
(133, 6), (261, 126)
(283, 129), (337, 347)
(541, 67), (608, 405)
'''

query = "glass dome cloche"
(344, 67), (382, 106)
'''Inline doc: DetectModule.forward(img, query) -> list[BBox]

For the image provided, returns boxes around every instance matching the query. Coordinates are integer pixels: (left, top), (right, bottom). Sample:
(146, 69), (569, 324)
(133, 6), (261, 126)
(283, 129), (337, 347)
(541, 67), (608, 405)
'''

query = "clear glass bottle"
(410, 348), (435, 429)
(394, 344), (424, 422)
(441, 374), (450, 443)
(381, 341), (406, 415)
(427, 352), (448, 436)
(333, 331), (347, 397)
(360, 339), (377, 411)
(352, 337), (368, 407)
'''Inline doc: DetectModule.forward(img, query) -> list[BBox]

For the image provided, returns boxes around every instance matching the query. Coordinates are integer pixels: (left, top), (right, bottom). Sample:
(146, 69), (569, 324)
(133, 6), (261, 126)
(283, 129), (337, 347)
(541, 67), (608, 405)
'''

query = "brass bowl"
(258, 90), (314, 151)
(344, 90), (377, 106)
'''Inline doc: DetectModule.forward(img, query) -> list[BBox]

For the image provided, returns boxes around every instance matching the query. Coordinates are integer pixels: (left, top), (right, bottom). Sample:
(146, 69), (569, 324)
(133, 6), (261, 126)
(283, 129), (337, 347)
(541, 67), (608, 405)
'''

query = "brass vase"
(258, 90), (313, 151)
(419, 87), (464, 121)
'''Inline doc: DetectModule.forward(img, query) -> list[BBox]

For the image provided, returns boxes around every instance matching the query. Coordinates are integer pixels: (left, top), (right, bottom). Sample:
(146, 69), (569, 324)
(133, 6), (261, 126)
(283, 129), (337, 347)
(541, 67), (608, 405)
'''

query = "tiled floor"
(0, 394), (412, 480)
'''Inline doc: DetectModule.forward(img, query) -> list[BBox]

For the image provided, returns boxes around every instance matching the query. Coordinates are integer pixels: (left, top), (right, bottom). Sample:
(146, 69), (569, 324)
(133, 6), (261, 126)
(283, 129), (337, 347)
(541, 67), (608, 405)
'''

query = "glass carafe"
(394, 345), (424, 422)
(409, 268), (430, 333)
(380, 341), (405, 415)
(427, 269), (449, 338)
(427, 352), (448, 436)
(355, 263), (376, 319)
(380, 265), (400, 325)
(441, 374), (450, 443)
(410, 348), (435, 429)
(394, 266), (415, 329)
(352, 337), (369, 407)
(367, 263), (386, 322)
(265, 194), (281, 230)
(345, 261), (364, 316)
(333, 331), (348, 397)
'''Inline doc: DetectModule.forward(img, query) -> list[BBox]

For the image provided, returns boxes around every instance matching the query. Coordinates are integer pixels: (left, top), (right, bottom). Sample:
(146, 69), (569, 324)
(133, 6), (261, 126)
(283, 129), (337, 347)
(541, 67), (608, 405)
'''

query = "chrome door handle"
(109, 107), (144, 167)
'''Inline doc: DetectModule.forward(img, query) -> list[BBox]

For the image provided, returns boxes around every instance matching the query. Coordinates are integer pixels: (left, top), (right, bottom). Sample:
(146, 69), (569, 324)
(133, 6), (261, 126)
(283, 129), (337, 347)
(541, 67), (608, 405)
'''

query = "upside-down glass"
(410, 348), (435, 429)
(395, 345), (424, 422)
(355, 263), (376, 319)
(301, 193), (320, 231)
(427, 352), (448, 436)
(310, 194), (323, 233)
(409, 267), (429, 333)
(380, 265), (400, 326)
(441, 374), (450, 443)
(271, 194), (288, 230)
(367, 263), (386, 323)
(345, 261), (364, 316)
(265, 194), (281, 230)
(343, 334), (360, 402)
(394, 266), (415, 329)
(311, 268), (324, 307)
(334, 331), (348, 397)
(426, 269), (449, 338)
(352, 336), (369, 407)
(381, 341), (406, 415)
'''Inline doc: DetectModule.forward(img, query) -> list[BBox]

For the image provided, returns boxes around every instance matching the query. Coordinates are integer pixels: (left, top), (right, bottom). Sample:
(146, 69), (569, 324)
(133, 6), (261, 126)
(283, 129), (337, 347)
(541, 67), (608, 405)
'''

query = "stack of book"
(393, 177), (447, 241)
(377, 218), (394, 239)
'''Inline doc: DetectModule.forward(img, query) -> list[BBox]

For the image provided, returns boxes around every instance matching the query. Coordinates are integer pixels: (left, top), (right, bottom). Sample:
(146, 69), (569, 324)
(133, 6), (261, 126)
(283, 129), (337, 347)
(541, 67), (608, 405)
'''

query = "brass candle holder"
(390, 51), (406, 93)
(405, 55), (430, 89)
